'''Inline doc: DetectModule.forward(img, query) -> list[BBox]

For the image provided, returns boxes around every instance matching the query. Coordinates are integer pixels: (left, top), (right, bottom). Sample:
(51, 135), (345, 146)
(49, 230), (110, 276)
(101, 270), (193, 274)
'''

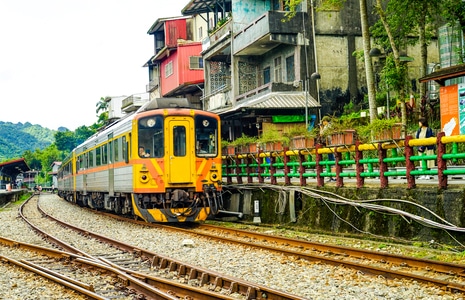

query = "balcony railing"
(233, 11), (305, 55)
(235, 82), (300, 102)
(146, 77), (160, 92)
(121, 94), (148, 113)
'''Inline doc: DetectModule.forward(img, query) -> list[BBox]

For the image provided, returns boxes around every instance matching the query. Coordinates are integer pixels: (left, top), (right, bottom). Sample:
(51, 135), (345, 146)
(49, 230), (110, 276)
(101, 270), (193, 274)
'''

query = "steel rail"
(21, 196), (236, 300)
(74, 207), (465, 294)
(0, 255), (106, 300)
(198, 224), (465, 277)
(37, 198), (307, 300)
(156, 222), (465, 293)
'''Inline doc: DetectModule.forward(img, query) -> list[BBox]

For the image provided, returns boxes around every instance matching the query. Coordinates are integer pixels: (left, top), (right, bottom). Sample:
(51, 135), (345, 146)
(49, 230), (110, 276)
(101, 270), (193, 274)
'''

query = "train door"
(108, 133), (114, 196)
(82, 150), (87, 195)
(167, 118), (193, 183)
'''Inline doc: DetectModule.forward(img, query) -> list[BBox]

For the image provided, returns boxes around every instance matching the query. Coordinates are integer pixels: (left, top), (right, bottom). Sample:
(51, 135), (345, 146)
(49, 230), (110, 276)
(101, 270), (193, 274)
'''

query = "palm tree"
(360, 0), (378, 122)
(96, 96), (110, 115)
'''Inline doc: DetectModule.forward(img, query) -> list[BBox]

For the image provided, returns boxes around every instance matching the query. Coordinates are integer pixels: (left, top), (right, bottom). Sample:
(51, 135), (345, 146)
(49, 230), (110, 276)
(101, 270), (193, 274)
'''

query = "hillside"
(0, 121), (59, 161)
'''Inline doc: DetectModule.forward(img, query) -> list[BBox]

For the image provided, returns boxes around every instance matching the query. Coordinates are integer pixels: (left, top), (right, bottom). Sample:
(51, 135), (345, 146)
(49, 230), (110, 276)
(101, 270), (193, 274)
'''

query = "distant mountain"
(0, 122), (60, 161)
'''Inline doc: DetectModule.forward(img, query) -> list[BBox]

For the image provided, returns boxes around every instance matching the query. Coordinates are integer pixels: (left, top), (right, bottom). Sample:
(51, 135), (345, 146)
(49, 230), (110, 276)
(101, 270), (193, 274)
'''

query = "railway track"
(92, 207), (465, 294)
(19, 194), (305, 300)
(33, 193), (465, 298)
(185, 225), (465, 293)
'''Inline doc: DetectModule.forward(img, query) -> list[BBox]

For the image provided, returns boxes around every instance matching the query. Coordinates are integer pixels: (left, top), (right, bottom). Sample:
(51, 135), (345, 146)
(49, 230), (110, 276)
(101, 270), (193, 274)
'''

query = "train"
(57, 98), (223, 222)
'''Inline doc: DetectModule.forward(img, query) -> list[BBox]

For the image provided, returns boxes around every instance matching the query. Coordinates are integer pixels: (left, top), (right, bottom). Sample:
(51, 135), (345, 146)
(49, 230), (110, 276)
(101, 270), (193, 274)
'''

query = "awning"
(213, 91), (320, 116)
(182, 0), (232, 16)
(419, 64), (465, 86)
(0, 158), (30, 179)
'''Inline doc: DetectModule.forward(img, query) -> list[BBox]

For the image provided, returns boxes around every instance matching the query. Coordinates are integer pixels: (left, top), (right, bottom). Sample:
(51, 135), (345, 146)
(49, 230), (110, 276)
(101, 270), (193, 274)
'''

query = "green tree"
(372, 0), (443, 125)
(22, 150), (41, 171)
(75, 125), (95, 146)
(54, 130), (76, 152)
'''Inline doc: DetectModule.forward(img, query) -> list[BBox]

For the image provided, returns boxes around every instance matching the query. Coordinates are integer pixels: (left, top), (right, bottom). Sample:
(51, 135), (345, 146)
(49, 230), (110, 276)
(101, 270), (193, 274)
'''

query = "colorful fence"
(221, 132), (465, 189)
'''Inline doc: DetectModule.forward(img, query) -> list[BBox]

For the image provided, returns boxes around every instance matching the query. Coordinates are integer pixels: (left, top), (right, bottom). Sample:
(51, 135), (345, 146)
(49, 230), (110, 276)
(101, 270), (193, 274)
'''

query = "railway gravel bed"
(0, 200), (89, 299)
(1, 194), (464, 299)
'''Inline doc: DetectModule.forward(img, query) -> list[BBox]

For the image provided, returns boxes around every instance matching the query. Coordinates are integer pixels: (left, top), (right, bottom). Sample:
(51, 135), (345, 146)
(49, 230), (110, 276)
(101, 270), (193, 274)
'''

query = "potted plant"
(259, 125), (289, 151)
(357, 117), (404, 143)
(221, 139), (235, 155)
(287, 125), (317, 149)
(320, 117), (358, 146)
(231, 134), (258, 154)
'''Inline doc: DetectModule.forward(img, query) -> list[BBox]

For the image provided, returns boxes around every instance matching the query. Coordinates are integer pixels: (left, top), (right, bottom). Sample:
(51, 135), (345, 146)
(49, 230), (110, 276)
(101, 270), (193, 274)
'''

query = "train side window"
(114, 138), (119, 162)
(96, 147), (101, 166)
(102, 144), (108, 165)
(89, 149), (94, 168)
(173, 126), (186, 157)
(122, 136), (128, 163)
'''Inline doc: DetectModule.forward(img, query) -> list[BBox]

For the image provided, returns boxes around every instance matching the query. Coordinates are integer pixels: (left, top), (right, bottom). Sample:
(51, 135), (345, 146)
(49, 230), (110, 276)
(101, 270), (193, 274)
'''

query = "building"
(49, 161), (62, 188)
(143, 15), (207, 109)
(137, 0), (441, 141)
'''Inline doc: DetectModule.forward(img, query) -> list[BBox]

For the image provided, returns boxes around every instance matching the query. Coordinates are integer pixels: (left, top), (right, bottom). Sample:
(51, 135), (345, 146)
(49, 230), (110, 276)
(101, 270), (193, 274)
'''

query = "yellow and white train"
(57, 98), (223, 222)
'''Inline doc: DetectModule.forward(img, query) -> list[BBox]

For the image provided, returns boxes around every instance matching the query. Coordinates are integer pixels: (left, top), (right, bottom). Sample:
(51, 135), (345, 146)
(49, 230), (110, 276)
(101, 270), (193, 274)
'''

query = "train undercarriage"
(59, 185), (223, 223)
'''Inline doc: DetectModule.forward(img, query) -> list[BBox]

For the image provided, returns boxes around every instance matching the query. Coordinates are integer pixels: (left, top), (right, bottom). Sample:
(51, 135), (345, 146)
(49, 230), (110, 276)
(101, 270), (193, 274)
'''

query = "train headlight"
(210, 171), (219, 182)
(140, 173), (149, 183)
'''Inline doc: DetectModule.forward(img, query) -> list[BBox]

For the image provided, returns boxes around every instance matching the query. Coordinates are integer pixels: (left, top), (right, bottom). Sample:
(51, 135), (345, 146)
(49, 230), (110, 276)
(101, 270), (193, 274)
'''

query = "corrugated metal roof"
(182, 0), (232, 15)
(245, 92), (320, 109)
(418, 63), (465, 86)
(214, 91), (320, 115)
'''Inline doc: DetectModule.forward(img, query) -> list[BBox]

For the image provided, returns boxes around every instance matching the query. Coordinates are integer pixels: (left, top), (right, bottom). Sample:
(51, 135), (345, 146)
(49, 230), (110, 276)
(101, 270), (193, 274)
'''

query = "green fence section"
(222, 133), (465, 188)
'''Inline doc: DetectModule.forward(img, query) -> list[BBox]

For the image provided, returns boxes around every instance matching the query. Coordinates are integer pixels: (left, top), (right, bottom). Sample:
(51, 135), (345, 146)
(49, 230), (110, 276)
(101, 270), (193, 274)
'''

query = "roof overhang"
(182, 0), (232, 16)
(213, 91), (320, 117)
(0, 158), (30, 179)
(419, 64), (465, 86)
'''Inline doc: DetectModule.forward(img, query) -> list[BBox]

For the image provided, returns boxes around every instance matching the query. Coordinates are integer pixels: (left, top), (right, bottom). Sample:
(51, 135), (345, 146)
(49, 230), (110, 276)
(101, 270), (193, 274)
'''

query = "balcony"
(146, 77), (160, 92)
(235, 82), (300, 102)
(121, 94), (149, 113)
(202, 19), (232, 61)
(233, 11), (306, 56)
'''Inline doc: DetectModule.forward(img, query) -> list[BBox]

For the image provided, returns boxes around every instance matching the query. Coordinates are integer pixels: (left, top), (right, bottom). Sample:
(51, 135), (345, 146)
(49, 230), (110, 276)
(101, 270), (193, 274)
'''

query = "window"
(89, 150), (94, 168)
(114, 138), (119, 162)
(263, 67), (271, 84)
(138, 116), (164, 158)
(195, 116), (218, 157)
(96, 147), (101, 166)
(165, 61), (173, 78)
(198, 26), (203, 40)
(101, 144), (107, 165)
(189, 56), (204, 69)
(274, 57), (282, 82)
(286, 55), (295, 82)
(173, 126), (186, 157)
(122, 136), (127, 162)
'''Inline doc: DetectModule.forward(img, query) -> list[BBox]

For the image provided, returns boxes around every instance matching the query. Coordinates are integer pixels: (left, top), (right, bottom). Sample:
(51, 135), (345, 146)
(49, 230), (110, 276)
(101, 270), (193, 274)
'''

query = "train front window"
(138, 116), (164, 158)
(173, 126), (186, 156)
(195, 116), (218, 157)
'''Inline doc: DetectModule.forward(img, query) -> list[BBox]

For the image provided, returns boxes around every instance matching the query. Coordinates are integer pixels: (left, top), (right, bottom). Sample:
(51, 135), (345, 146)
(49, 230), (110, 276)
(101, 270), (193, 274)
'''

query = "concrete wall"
(222, 185), (465, 244)
(0, 190), (27, 206)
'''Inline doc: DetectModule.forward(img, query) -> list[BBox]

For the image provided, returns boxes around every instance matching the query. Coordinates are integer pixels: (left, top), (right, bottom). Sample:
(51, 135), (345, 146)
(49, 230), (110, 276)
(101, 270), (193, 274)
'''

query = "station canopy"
(0, 158), (30, 178)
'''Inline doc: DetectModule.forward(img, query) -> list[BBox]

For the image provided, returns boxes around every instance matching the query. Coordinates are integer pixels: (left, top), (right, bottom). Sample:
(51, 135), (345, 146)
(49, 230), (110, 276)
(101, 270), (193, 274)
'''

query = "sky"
(0, 0), (189, 131)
